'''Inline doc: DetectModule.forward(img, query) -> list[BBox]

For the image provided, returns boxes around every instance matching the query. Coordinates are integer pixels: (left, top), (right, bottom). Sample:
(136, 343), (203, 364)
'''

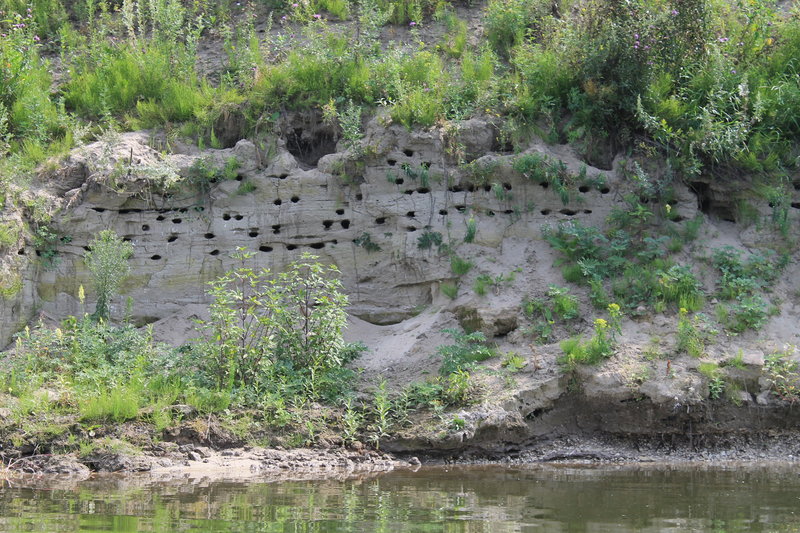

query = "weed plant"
(764, 347), (800, 402)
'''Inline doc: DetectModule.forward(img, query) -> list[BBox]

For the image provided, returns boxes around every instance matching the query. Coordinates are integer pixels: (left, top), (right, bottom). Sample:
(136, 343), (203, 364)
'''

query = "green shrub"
(722, 295), (770, 333)
(464, 217), (477, 243)
(85, 230), (134, 321)
(698, 362), (725, 400)
(79, 382), (142, 422)
(437, 328), (495, 376)
(484, 0), (550, 58)
(558, 307), (621, 369)
(656, 265), (704, 312)
(0, 12), (64, 149)
(198, 250), (349, 396)
(450, 255), (473, 276)
(65, 41), (212, 125)
(764, 348), (800, 402)
(676, 309), (712, 357)
(547, 285), (579, 320)
(441, 282), (458, 300)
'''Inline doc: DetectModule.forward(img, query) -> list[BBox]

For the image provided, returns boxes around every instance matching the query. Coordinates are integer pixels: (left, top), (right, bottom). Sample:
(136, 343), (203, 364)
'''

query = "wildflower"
(409, 21), (416, 26)
(313, 13), (321, 18)
(730, 69), (736, 74)
(292, 3), (298, 6)
(671, 9), (678, 15)
(33, 35), (40, 41)
(718, 37), (729, 43)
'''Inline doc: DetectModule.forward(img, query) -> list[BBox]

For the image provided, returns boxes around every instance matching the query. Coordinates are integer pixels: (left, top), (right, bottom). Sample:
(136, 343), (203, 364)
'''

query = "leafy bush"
(85, 230), (134, 321)
(676, 309), (715, 357)
(197, 250), (350, 397)
(656, 265), (704, 312)
(698, 362), (725, 400)
(721, 295), (770, 333)
(764, 347), (800, 403)
(64, 41), (213, 125)
(450, 255), (473, 276)
(558, 305), (622, 369)
(0, 11), (64, 152)
(437, 328), (495, 376)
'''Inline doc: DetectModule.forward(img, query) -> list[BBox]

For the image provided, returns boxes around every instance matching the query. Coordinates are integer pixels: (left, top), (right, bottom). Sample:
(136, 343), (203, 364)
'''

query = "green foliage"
(85, 230), (134, 321)
(656, 265), (704, 312)
(764, 347), (800, 402)
(186, 156), (241, 193)
(0, 220), (20, 250)
(473, 271), (516, 297)
(0, 10), (65, 152)
(712, 246), (783, 300)
(485, 0), (550, 58)
(720, 295), (770, 333)
(417, 230), (443, 250)
(698, 362), (725, 400)
(676, 309), (714, 357)
(353, 232), (381, 252)
(65, 40), (212, 125)
(197, 250), (350, 398)
(450, 255), (473, 276)
(558, 304), (622, 369)
(513, 153), (581, 205)
(501, 352), (526, 372)
(463, 217), (477, 243)
(80, 382), (142, 422)
(547, 285), (579, 320)
(523, 286), (579, 344)
(440, 282), (458, 300)
(711, 246), (783, 332)
(437, 328), (494, 376)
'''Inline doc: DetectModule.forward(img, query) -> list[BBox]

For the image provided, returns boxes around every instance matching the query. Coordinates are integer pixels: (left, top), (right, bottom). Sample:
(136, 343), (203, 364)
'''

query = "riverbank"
(5, 424), (800, 482)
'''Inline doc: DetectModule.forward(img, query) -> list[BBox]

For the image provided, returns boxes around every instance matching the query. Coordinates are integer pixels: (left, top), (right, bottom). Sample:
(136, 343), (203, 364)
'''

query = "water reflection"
(1, 463), (799, 532)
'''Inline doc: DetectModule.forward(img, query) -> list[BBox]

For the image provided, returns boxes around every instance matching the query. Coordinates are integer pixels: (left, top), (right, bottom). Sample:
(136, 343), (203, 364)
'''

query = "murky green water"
(1, 463), (800, 532)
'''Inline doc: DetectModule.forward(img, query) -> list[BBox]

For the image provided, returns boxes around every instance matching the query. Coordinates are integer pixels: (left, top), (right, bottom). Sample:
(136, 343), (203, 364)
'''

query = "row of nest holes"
(541, 209), (593, 216)
(322, 219), (351, 230)
(386, 149), (418, 166)
(449, 183), (513, 193)
(148, 240), (340, 260)
(447, 183), (611, 194)
(273, 196), (301, 206)
(93, 206), (205, 215)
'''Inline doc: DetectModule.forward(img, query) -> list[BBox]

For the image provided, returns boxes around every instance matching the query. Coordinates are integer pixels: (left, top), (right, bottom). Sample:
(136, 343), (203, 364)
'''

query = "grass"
(450, 255), (473, 276)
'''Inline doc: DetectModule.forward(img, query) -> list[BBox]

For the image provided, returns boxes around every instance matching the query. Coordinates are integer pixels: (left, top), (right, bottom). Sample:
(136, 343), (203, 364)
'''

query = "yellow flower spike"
(78, 285), (85, 305)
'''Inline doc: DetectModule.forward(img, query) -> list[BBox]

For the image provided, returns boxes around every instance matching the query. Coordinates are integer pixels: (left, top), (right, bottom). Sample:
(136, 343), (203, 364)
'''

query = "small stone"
(408, 456), (421, 466)
(187, 451), (202, 461)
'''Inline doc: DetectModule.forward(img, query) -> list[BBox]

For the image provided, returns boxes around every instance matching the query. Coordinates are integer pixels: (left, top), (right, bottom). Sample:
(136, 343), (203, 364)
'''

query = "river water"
(1, 463), (799, 532)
